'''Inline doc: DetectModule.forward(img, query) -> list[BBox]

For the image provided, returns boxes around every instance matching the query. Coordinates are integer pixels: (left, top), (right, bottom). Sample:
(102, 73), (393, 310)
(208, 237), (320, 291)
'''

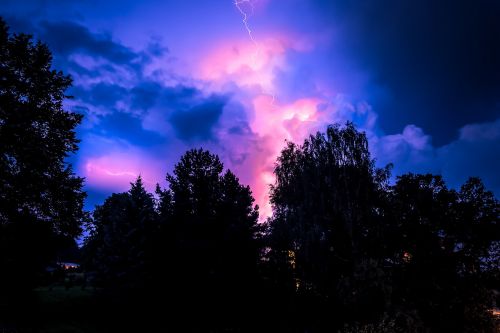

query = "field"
(35, 287), (105, 333)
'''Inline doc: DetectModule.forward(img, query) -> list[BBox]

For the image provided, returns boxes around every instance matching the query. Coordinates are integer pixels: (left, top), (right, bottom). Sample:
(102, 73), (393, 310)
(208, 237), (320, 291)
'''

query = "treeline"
(80, 125), (499, 332)
(264, 125), (499, 332)
(0, 18), (499, 333)
(82, 150), (263, 330)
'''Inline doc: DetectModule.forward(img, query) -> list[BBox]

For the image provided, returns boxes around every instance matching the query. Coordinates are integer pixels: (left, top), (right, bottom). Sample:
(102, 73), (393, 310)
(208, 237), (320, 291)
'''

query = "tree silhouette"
(455, 177), (499, 276)
(157, 148), (261, 327)
(84, 176), (157, 292)
(266, 123), (499, 332)
(386, 174), (461, 330)
(386, 174), (499, 332)
(267, 122), (391, 329)
(0, 17), (86, 320)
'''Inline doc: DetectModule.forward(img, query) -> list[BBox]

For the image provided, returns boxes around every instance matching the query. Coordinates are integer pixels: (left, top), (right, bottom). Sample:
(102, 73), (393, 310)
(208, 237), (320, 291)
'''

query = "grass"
(34, 286), (107, 333)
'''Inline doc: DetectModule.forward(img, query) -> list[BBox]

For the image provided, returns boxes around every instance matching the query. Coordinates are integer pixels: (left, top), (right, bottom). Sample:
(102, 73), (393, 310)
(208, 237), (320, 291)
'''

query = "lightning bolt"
(234, 0), (258, 47)
(233, 0), (276, 106)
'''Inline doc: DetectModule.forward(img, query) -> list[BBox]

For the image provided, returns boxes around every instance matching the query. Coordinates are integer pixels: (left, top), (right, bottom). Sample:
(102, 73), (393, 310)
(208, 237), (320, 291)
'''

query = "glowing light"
(234, 0), (258, 47)
(202, 1), (331, 220)
(288, 250), (296, 269)
(83, 153), (161, 192)
(402, 251), (412, 263)
(233, 0), (276, 104)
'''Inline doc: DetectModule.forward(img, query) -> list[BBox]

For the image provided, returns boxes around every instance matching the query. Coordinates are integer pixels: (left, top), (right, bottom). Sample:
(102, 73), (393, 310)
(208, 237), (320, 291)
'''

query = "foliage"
(384, 174), (499, 332)
(83, 176), (157, 291)
(0, 18), (86, 319)
(157, 149), (261, 307)
(266, 123), (499, 332)
(266, 122), (391, 326)
(0, 18), (86, 236)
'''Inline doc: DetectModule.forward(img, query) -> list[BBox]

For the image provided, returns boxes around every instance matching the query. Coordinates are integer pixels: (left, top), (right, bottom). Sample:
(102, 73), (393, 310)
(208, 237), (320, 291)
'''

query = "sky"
(1, 0), (499, 217)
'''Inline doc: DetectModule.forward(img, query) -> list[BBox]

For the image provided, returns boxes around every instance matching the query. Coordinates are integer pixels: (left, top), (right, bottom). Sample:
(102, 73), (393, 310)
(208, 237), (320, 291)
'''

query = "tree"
(267, 122), (391, 328)
(84, 177), (157, 291)
(267, 123), (499, 332)
(0, 17), (86, 310)
(157, 149), (261, 326)
(385, 174), (458, 330)
(454, 177), (499, 276)
(452, 178), (499, 332)
(386, 174), (499, 332)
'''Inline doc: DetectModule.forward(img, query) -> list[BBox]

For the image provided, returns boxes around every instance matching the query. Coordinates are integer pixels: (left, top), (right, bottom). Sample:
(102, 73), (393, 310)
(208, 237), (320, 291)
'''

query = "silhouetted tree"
(0, 17), (86, 320)
(84, 176), (157, 292)
(157, 148), (261, 327)
(385, 174), (460, 330)
(386, 174), (499, 332)
(267, 121), (499, 332)
(455, 177), (499, 277)
(267, 122), (392, 329)
(450, 178), (499, 333)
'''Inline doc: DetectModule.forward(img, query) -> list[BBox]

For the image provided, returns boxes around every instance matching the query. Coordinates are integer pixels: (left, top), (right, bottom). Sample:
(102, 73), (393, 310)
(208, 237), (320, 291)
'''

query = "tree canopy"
(84, 177), (156, 291)
(0, 18), (85, 236)
(266, 123), (499, 332)
(156, 149), (261, 318)
(0, 18), (87, 327)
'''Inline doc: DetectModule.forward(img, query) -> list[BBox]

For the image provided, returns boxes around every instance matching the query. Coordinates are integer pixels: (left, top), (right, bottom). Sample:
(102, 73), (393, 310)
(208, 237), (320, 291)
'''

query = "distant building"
(58, 262), (80, 270)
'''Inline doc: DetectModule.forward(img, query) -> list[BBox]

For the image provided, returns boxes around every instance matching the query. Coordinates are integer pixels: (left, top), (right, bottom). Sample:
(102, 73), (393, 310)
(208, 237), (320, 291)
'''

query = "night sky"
(2, 0), (499, 217)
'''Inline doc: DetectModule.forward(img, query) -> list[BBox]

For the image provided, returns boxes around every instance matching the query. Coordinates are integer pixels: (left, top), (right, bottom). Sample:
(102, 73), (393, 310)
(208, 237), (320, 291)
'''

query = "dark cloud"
(0, 15), (35, 35)
(71, 79), (231, 144)
(130, 82), (162, 111)
(372, 118), (500, 196)
(99, 112), (165, 147)
(438, 119), (500, 195)
(2, 16), (165, 79)
(162, 86), (200, 105)
(315, 0), (500, 145)
(71, 83), (128, 109)
(38, 20), (138, 64)
(146, 38), (168, 57)
(90, 83), (127, 107)
(169, 95), (227, 141)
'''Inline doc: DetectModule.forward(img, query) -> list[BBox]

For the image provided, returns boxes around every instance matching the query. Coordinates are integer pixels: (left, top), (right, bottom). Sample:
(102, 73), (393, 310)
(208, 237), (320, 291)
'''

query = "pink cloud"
(191, 32), (330, 219)
(198, 33), (314, 92)
(238, 95), (330, 218)
(199, 38), (285, 92)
